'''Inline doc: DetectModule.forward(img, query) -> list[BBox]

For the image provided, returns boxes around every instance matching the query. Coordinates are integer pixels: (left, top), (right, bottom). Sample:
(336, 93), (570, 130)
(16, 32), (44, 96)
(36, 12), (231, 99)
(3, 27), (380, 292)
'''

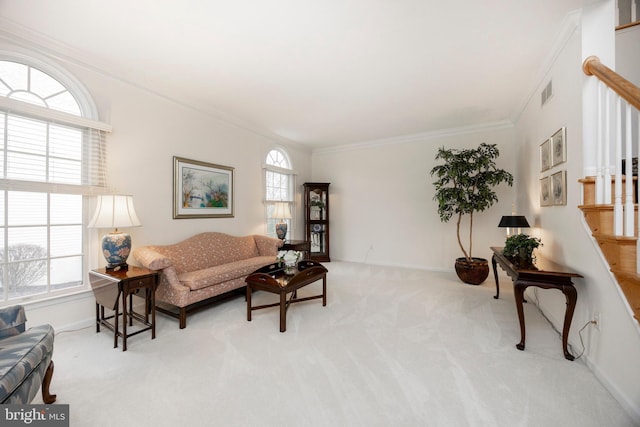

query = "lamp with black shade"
(272, 202), (292, 240)
(88, 194), (142, 271)
(498, 215), (530, 237)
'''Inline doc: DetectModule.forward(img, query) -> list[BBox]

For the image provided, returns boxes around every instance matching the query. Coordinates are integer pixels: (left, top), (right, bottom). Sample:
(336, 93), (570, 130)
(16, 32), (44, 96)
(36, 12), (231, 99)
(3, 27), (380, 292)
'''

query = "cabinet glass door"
(304, 182), (330, 262)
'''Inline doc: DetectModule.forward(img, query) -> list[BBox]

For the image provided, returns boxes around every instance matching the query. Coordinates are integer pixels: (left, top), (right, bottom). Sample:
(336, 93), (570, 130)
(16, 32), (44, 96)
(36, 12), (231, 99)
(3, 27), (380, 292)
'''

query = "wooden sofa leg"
(179, 309), (186, 329)
(42, 360), (57, 404)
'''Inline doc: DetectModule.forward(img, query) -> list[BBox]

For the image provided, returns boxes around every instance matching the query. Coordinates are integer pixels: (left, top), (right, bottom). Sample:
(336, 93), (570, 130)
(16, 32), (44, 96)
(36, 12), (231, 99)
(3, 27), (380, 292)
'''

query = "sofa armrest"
(133, 247), (173, 271)
(160, 266), (190, 292)
(253, 235), (284, 256)
(0, 305), (27, 339)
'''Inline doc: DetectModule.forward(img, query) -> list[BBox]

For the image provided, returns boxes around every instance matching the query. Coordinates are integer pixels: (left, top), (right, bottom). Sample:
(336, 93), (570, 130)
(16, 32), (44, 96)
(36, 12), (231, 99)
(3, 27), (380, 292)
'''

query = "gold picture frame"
(540, 176), (551, 207)
(173, 156), (234, 219)
(551, 170), (567, 206)
(551, 127), (566, 167)
(540, 139), (551, 172)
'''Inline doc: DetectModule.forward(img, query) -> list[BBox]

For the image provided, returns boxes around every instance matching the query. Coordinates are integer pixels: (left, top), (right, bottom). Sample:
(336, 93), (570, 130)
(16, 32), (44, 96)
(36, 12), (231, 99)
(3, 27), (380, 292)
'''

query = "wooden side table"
(281, 240), (311, 260)
(88, 266), (158, 351)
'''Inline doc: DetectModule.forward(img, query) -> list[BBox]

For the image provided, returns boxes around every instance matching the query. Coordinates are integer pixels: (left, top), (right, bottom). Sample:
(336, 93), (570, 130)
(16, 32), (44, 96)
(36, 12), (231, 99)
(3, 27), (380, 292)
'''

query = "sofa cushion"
(0, 324), (54, 403)
(178, 255), (276, 291)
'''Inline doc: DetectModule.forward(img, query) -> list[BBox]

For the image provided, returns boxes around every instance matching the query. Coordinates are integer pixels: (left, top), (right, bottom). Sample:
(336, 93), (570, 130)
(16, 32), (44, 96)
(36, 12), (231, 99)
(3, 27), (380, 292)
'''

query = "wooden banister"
(616, 20), (640, 31)
(583, 56), (640, 111)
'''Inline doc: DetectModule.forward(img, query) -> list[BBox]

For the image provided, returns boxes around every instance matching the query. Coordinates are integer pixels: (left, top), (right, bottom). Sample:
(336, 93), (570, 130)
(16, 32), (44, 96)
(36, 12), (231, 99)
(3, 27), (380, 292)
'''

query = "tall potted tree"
(430, 143), (513, 284)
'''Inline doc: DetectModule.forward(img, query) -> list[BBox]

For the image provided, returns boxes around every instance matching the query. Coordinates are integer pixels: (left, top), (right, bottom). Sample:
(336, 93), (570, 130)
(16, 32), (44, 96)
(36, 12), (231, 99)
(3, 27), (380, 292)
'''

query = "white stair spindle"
(624, 103), (634, 236)
(604, 89), (612, 204)
(596, 82), (604, 204)
(615, 95), (623, 236)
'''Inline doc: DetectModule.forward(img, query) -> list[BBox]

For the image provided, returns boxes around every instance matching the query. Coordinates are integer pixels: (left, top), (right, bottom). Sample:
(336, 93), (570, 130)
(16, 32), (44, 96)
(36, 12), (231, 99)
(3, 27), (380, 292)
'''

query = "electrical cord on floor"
(537, 307), (596, 360)
(56, 324), (93, 335)
(573, 320), (598, 360)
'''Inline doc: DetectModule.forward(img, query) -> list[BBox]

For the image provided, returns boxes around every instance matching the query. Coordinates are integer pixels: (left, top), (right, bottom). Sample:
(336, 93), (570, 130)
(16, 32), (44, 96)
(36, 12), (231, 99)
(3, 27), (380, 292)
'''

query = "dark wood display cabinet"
(304, 182), (330, 262)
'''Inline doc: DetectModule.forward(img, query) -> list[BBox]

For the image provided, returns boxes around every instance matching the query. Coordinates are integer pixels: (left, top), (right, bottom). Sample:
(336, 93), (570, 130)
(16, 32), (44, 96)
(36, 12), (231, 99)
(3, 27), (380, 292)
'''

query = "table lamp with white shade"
(88, 194), (141, 270)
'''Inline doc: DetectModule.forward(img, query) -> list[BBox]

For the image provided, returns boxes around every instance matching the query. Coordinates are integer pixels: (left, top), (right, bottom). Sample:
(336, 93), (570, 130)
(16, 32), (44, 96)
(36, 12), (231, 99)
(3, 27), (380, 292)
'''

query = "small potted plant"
(502, 234), (542, 267)
(431, 143), (513, 285)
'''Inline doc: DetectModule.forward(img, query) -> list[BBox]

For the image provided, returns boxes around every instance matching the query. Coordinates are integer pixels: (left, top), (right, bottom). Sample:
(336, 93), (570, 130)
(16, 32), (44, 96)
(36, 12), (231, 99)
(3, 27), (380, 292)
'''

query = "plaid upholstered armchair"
(0, 305), (56, 404)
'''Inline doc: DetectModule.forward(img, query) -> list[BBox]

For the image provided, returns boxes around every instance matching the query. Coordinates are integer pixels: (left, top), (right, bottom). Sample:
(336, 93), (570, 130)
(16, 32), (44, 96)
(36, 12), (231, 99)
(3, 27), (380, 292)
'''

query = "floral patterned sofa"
(133, 232), (283, 329)
(0, 305), (56, 404)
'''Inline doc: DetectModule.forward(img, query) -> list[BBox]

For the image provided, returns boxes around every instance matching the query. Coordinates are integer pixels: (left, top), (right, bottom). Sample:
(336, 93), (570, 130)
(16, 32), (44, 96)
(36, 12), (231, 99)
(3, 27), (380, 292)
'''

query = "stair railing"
(583, 56), (640, 243)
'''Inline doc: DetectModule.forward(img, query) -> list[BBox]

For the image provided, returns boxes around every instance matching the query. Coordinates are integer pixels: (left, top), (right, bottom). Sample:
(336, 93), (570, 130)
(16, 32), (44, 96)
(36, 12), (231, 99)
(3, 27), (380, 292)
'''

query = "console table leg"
(492, 255), (500, 299)
(246, 286), (252, 321)
(514, 280), (527, 351)
(561, 284), (578, 361)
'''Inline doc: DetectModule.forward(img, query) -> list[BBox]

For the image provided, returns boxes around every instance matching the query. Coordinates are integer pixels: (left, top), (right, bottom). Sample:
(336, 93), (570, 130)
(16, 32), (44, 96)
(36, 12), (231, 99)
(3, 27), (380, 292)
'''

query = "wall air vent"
(541, 80), (553, 106)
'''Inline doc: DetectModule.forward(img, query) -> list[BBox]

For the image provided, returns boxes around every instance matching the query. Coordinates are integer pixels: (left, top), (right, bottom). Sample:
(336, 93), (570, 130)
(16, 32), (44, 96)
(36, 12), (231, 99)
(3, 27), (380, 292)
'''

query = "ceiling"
(0, 0), (591, 149)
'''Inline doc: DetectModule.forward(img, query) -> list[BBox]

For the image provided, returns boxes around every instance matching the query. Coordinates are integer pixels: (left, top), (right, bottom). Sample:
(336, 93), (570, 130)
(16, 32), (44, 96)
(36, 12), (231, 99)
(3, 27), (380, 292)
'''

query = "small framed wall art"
(540, 176), (551, 207)
(551, 170), (567, 205)
(540, 139), (551, 172)
(551, 127), (566, 167)
(173, 156), (234, 219)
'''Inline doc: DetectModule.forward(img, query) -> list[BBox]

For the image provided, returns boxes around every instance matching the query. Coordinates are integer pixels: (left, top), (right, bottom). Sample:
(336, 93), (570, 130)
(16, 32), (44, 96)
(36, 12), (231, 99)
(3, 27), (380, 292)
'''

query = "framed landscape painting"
(173, 156), (234, 218)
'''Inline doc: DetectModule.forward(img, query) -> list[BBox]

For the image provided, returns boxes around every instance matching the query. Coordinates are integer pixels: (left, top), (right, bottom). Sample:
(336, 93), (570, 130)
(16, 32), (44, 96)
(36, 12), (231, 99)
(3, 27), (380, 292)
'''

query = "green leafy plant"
(310, 199), (325, 209)
(430, 143), (513, 262)
(503, 234), (542, 266)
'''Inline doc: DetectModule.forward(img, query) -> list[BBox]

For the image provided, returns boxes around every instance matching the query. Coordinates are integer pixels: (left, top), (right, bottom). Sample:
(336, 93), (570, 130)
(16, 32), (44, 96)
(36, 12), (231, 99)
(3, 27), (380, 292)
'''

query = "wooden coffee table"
(245, 260), (328, 332)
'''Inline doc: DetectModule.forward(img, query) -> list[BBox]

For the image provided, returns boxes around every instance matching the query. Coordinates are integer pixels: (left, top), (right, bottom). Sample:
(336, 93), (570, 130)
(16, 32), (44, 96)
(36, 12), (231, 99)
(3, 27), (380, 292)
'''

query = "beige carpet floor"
(34, 261), (637, 426)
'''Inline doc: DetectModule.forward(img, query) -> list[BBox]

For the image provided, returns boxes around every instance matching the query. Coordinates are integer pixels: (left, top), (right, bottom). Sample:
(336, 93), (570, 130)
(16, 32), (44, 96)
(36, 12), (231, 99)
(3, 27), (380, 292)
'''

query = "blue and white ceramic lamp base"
(101, 232), (132, 270)
(276, 222), (288, 240)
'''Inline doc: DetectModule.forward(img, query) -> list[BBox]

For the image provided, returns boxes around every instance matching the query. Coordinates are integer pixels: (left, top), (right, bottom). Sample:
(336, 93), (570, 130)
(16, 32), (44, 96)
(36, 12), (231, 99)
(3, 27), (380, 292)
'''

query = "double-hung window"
(264, 148), (294, 238)
(0, 58), (109, 303)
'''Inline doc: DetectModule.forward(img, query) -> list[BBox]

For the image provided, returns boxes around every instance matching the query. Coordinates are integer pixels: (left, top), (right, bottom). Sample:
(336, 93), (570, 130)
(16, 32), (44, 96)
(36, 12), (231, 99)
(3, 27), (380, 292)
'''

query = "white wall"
(0, 37), (313, 329)
(514, 5), (640, 420)
(312, 125), (516, 270)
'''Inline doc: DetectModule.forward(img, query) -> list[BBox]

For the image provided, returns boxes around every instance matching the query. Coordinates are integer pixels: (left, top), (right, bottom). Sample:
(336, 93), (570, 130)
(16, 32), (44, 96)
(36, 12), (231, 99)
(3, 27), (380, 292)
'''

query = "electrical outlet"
(593, 312), (601, 330)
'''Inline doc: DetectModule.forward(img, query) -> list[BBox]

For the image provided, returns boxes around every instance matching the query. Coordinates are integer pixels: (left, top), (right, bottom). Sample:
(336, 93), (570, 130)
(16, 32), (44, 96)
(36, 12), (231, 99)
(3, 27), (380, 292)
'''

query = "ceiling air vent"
(541, 80), (553, 106)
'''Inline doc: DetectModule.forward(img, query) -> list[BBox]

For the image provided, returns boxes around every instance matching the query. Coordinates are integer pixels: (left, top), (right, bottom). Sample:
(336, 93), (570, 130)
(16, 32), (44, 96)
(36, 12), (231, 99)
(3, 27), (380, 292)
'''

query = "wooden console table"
(490, 247), (583, 361)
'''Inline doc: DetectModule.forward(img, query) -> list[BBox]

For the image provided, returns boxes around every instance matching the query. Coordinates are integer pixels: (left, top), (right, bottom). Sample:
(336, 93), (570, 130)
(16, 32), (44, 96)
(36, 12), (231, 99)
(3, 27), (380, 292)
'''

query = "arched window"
(0, 56), (109, 302)
(264, 148), (294, 239)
